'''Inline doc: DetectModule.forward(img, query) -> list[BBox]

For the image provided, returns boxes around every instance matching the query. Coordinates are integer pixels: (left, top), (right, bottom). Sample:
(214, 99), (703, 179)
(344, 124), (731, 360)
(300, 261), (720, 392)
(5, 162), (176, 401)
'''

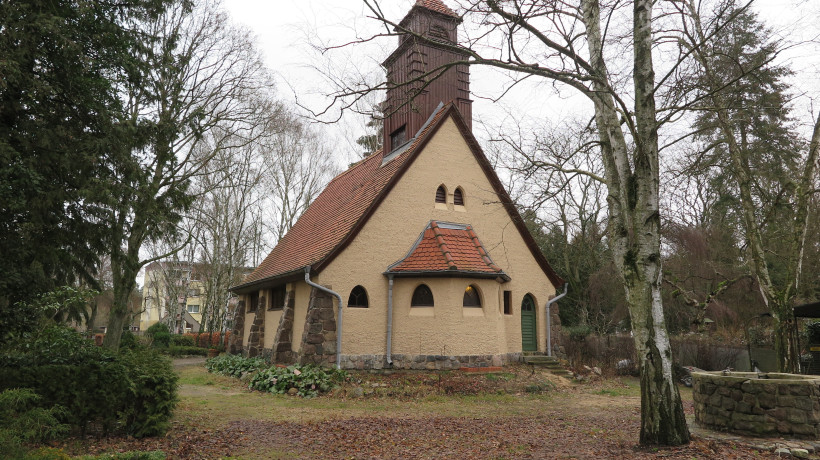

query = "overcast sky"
(221, 0), (819, 158)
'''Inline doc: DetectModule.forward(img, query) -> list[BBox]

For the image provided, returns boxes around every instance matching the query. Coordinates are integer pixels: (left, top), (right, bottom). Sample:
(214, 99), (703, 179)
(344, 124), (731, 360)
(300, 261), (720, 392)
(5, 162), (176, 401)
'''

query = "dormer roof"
(386, 221), (509, 281)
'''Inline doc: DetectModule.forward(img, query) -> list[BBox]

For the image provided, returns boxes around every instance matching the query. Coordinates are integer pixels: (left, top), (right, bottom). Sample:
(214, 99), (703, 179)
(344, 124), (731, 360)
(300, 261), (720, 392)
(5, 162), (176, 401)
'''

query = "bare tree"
(259, 109), (340, 243)
(102, 0), (270, 349)
(674, 0), (820, 371)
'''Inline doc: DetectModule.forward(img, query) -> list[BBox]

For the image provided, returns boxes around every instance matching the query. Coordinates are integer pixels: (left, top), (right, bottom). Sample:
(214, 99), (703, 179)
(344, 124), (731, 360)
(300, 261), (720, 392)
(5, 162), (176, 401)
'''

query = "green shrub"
(0, 325), (178, 438)
(205, 354), (266, 378)
(807, 322), (820, 344)
(163, 346), (207, 357)
(170, 335), (194, 347)
(120, 331), (141, 350)
(248, 364), (346, 397)
(118, 350), (178, 438)
(0, 388), (69, 458)
(145, 323), (171, 348)
(565, 325), (592, 342)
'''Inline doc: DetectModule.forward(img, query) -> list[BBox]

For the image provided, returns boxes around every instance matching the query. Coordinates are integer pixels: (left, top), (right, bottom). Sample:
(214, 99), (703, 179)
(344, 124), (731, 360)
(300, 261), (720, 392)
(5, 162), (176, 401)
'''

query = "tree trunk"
(773, 299), (800, 373)
(581, 0), (690, 445)
(624, 258), (691, 445)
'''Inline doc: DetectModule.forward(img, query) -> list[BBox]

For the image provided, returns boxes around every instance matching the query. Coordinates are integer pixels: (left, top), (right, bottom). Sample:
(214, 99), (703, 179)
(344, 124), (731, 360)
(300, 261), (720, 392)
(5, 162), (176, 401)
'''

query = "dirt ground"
(57, 358), (791, 459)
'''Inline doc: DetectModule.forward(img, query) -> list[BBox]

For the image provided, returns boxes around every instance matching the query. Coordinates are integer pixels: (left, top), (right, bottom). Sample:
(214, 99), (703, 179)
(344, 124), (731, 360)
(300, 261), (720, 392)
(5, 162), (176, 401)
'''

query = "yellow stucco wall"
(316, 115), (556, 357)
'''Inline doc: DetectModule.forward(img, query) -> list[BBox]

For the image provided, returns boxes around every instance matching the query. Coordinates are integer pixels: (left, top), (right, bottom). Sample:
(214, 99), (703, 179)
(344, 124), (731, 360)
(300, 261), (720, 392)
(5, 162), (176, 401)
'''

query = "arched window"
(454, 187), (464, 206)
(348, 285), (369, 308)
(463, 284), (481, 307)
(435, 185), (447, 204)
(411, 284), (434, 307)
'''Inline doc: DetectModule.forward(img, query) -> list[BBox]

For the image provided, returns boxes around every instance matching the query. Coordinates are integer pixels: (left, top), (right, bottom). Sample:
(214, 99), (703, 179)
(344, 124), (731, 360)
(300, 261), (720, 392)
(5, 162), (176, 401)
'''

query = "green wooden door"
(521, 295), (537, 352)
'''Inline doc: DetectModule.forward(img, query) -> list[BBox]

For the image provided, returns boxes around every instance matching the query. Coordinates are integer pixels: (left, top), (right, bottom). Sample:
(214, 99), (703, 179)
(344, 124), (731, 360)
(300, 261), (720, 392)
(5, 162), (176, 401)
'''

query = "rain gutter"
(546, 283), (568, 357)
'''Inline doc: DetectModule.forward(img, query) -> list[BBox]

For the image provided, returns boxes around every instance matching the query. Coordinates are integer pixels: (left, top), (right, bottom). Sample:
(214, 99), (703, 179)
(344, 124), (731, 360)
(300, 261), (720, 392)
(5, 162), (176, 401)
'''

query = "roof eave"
(230, 267), (310, 294)
(383, 269), (510, 283)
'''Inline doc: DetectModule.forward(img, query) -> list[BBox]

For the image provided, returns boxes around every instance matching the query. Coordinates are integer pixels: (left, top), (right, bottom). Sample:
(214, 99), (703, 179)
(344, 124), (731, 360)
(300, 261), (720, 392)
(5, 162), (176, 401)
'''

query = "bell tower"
(382, 0), (472, 153)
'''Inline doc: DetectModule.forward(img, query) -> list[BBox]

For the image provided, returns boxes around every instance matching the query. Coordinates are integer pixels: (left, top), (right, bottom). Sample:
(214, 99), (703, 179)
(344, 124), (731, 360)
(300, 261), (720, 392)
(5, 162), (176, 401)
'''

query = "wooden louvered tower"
(381, 0), (471, 153)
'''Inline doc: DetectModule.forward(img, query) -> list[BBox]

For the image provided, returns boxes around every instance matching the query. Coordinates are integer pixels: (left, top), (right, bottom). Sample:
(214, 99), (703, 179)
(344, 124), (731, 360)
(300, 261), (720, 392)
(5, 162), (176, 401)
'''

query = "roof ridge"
(430, 221), (457, 270)
(466, 225), (502, 272)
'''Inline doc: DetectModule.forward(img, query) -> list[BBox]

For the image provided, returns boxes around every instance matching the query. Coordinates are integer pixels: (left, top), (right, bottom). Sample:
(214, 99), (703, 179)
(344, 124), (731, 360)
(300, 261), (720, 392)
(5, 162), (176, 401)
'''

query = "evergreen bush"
(0, 325), (177, 437)
(170, 335), (195, 347)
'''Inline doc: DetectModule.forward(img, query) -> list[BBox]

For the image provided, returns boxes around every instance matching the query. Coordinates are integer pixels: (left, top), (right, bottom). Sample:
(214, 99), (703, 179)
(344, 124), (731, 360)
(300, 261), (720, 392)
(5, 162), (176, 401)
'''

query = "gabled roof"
(232, 103), (563, 293)
(386, 221), (509, 281)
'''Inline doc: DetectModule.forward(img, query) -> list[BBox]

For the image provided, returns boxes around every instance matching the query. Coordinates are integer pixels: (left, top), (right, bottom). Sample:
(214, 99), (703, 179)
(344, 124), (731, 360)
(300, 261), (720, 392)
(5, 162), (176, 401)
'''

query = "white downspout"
(386, 275), (394, 366)
(304, 266), (343, 369)
(546, 283), (568, 357)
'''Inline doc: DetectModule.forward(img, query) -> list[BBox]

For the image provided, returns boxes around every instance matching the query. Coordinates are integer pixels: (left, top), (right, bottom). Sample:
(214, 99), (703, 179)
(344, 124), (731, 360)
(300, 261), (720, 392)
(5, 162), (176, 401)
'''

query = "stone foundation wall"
(693, 372), (820, 439)
(339, 353), (523, 370)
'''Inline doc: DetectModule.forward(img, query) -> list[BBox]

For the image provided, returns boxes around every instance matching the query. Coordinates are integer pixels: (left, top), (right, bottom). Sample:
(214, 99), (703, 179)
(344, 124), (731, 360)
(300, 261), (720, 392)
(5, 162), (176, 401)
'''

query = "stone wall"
(271, 289), (297, 364)
(228, 300), (245, 355)
(297, 286), (337, 366)
(693, 372), (820, 439)
(246, 295), (266, 357)
(339, 352), (522, 370)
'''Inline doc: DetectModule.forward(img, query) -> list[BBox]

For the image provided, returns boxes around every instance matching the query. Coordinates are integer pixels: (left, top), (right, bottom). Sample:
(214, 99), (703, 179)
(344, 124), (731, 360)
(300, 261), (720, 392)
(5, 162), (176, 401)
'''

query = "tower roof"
(414, 0), (459, 18)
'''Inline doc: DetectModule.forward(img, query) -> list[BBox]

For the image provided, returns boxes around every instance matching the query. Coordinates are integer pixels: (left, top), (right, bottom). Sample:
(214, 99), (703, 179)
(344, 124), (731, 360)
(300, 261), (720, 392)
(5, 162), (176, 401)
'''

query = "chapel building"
(229, 0), (564, 369)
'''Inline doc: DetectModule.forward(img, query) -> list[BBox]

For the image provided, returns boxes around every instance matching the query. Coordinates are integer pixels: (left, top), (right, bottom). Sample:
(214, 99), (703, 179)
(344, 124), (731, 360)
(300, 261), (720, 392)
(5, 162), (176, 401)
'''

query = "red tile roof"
(415, 0), (459, 18)
(386, 221), (507, 278)
(232, 103), (563, 292)
(234, 105), (451, 291)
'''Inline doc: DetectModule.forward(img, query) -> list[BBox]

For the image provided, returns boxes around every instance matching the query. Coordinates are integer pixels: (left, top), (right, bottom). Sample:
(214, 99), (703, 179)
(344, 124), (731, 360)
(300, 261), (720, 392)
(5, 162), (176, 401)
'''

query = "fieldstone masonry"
(693, 372), (820, 439)
(339, 352), (522, 370)
(271, 289), (297, 364)
(298, 286), (337, 366)
(228, 300), (246, 355)
(246, 295), (266, 357)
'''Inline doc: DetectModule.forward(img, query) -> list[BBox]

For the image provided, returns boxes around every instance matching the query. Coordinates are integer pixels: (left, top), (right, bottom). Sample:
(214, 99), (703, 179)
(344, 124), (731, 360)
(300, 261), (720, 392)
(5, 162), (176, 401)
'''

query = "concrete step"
(523, 355), (571, 377)
(523, 356), (559, 364)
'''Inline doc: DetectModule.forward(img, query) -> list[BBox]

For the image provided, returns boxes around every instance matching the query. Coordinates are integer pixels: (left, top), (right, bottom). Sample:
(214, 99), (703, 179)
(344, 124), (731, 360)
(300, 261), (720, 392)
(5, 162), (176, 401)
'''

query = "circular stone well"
(693, 371), (820, 438)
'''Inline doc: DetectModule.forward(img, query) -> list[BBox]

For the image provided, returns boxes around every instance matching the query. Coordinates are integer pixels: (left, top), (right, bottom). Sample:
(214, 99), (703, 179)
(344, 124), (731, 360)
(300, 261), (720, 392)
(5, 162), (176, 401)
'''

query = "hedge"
(182, 332), (231, 348)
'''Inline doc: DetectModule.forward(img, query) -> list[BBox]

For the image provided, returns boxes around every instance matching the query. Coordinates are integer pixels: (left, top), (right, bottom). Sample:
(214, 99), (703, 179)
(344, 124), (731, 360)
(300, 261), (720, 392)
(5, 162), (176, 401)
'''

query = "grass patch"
(485, 372), (516, 382)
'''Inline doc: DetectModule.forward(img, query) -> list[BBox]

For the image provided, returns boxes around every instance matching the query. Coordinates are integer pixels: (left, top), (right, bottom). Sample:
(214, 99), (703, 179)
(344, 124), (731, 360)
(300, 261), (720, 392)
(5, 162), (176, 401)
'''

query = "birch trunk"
(583, 0), (690, 444)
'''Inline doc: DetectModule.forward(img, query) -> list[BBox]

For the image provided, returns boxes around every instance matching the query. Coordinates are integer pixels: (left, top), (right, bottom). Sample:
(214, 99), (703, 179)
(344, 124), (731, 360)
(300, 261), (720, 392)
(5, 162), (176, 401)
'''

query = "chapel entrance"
(521, 294), (537, 352)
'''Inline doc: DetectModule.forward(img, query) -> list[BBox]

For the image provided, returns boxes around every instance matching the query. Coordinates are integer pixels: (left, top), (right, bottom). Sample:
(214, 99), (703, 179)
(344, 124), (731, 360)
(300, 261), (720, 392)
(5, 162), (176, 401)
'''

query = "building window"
(503, 290), (512, 315)
(390, 125), (407, 149)
(463, 284), (481, 308)
(187, 304), (200, 314)
(269, 286), (286, 310)
(187, 288), (200, 297)
(348, 285), (369, 308)
(435, 185), (447, 204)
(248, 292), (259, 312)
(454, 187), (464, 206)
(411, 284), (434, 307)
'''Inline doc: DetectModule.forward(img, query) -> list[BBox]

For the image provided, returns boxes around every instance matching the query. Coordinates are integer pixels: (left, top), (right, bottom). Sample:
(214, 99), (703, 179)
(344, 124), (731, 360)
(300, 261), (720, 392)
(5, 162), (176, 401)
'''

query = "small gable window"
(454, 187), (464, 206)
(463, 284), (481, 308)
(348, 285), (369, 308)
(435, 185), (446, 203)
(411, 284), (434, 307)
